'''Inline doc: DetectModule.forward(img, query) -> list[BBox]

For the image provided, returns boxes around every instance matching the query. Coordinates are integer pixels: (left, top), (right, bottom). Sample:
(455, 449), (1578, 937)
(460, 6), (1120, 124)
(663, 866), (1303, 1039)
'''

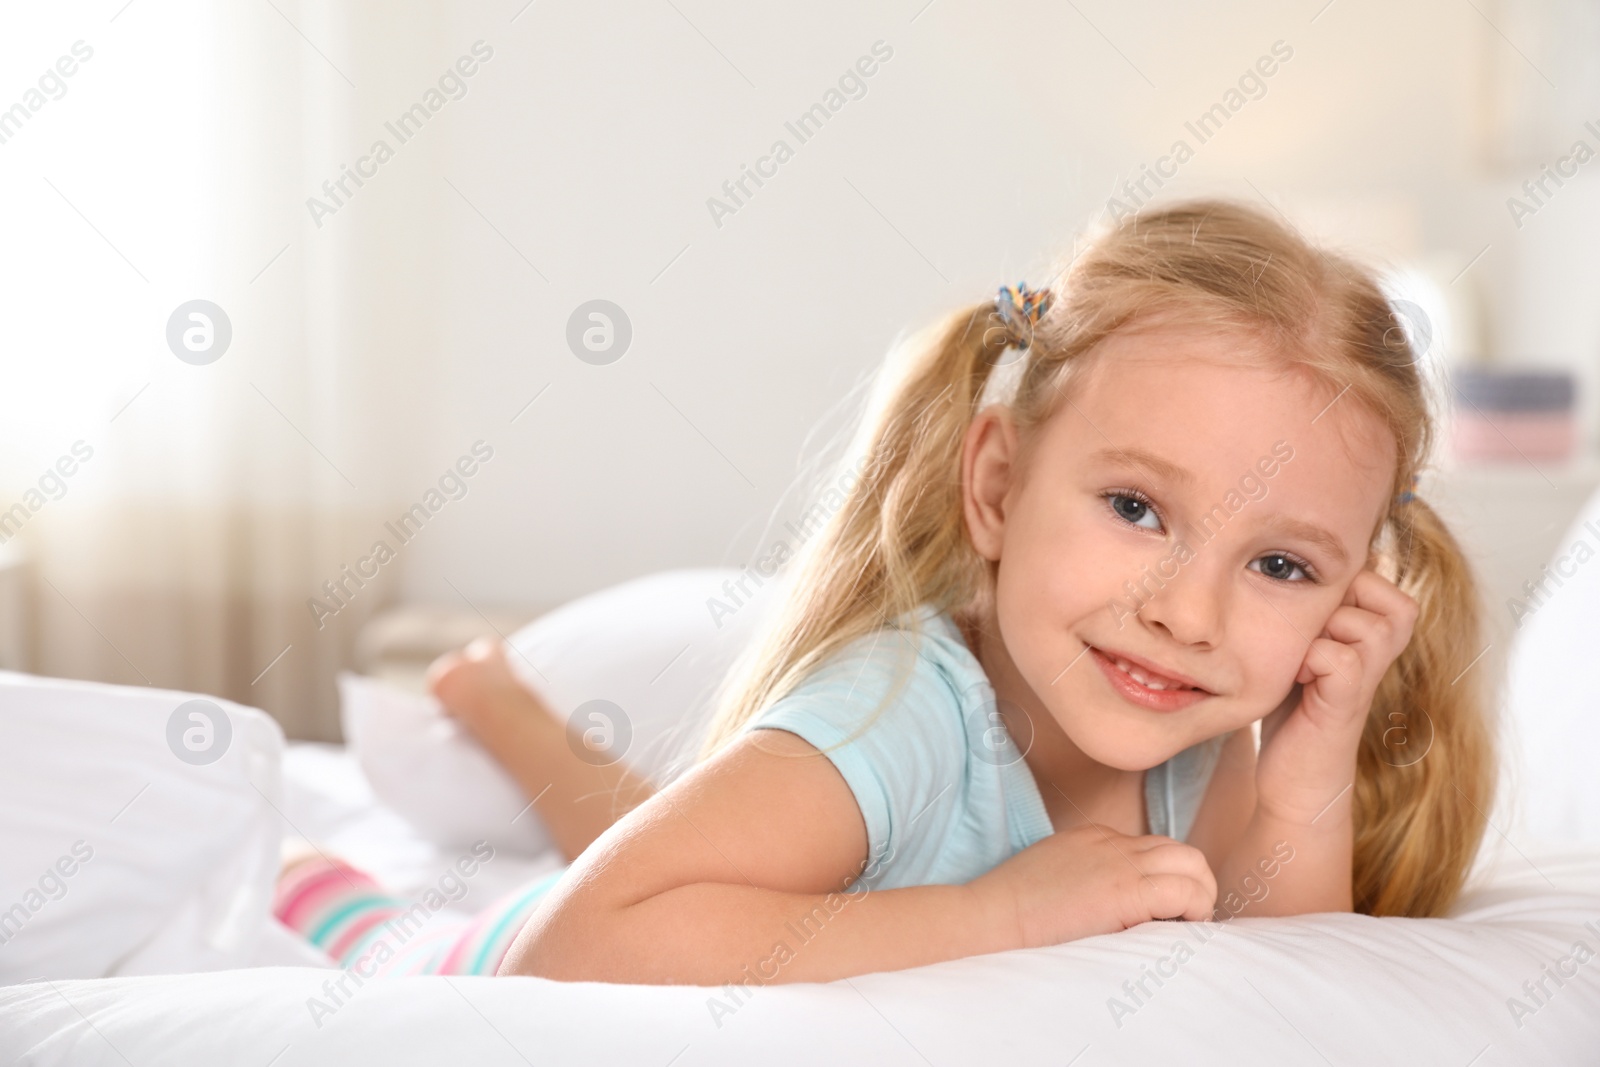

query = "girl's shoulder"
(744, 604), (1049, 890)
(749, 603), (987, 749)
(814, 602), (985, 691)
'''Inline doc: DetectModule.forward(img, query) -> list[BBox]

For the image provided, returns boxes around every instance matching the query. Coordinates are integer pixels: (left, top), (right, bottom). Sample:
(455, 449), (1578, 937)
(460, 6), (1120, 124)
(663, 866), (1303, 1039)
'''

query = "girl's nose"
(1134, 546), (1226, 649)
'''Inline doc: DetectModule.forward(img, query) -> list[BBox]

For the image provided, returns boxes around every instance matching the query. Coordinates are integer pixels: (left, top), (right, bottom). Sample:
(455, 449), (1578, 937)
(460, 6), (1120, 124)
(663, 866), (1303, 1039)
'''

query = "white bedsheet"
(5, 837), (1599, 1066)
(7, 735), (1599, 1065)
(277, 742), (565, 907)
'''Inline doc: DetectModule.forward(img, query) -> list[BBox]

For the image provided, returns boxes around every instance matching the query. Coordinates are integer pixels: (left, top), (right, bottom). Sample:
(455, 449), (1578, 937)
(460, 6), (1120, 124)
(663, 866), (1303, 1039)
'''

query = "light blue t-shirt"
(744, 603), (1227, 892)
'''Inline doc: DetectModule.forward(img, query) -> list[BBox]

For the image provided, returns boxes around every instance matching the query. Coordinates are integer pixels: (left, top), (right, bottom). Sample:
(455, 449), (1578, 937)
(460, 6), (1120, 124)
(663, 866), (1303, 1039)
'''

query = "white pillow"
(339, 672), (556, 856)
(502, 567), (779, 783)
(0, 671), (283, 981)
(1502, 482), (1600, 842)
(341, 567), (776, 856)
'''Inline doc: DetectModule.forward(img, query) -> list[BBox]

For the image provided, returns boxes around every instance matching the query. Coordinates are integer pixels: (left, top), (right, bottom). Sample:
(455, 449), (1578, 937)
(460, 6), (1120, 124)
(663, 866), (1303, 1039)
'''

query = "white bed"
(4, 566), (1600, 1065)
(6, 834), (1600, 1065)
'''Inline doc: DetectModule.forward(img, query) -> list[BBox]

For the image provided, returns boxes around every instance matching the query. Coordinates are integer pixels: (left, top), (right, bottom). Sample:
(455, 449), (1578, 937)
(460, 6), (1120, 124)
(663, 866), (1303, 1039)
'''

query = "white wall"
(357, 0), (1600, 611)
(2, 0), (1596, 733)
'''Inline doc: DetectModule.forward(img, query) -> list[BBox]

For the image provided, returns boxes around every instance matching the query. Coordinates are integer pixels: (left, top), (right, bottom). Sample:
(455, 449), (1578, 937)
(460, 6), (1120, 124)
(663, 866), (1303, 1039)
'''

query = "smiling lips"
(1087, 645), (1212, 712)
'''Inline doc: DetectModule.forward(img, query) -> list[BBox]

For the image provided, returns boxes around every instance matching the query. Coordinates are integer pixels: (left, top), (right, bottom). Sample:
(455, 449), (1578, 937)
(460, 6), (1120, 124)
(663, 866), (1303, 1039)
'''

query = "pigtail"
(696, 298), (1020, 759)
(1354, 494), (1496, 917)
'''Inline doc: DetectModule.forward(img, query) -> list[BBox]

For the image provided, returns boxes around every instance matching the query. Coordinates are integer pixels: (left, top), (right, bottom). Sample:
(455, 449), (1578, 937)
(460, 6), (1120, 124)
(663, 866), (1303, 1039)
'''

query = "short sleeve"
(742, 628), (971, 888)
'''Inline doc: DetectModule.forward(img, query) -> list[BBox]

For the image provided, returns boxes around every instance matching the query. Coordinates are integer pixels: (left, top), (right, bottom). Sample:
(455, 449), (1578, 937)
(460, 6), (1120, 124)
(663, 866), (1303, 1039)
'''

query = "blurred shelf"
(355, 601), (545, 693)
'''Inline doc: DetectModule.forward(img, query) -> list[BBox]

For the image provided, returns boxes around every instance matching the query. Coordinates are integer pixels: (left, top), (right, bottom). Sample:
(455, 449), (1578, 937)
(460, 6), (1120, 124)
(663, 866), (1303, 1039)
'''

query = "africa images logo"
(165, 699), (232, 766)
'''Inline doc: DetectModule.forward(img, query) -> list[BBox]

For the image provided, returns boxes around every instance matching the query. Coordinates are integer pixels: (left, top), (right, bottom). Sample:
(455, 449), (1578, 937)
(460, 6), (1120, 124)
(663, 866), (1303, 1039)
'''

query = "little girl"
(276, 197), (1495, 985)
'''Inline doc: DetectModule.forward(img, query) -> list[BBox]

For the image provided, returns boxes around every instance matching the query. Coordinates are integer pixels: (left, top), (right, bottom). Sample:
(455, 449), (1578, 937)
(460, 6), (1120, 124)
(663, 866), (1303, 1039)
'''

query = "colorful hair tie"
(994, 282), (1052, 349)
(1396, 472), (1420, 505)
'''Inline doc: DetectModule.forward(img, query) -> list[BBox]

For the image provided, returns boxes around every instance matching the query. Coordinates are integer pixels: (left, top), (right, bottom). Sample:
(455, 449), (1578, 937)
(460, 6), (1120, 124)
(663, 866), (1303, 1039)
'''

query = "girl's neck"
(952, 604), (1144, 834)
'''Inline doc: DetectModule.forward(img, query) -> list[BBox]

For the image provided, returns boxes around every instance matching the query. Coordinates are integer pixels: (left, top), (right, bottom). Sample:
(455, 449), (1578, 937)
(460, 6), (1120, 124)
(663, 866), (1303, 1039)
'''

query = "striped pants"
(273, 857), (566, 976)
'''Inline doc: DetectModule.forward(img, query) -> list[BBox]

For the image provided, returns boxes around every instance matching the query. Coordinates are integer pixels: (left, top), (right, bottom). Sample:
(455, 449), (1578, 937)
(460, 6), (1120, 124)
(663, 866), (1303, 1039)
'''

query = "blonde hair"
(697, 197), (1494, 919)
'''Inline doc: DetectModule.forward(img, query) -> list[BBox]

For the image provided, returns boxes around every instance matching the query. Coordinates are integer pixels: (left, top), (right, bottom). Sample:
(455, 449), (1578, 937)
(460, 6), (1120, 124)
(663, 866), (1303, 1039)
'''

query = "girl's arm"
(1196, 567), (1417, 918)
(427, 639), (657, 863)
(496, 727), (1014, 984)
(1196, 726), (1353, 917)
(497, 726), (1218, 984)
(1214, 788), (1352, 916)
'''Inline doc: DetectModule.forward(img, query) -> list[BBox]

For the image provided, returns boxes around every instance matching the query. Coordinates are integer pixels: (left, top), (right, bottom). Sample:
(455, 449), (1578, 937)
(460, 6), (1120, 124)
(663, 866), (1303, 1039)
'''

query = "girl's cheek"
(1012, 521), (1111, 629)
(1014, 506), (1086, 578)
(1235, 610), (1312, 697)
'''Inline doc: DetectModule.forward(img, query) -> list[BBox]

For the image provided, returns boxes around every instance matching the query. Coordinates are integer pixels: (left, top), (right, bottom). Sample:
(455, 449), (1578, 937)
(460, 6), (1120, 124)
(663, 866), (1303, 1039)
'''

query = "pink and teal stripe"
(273, 858), (566, 977)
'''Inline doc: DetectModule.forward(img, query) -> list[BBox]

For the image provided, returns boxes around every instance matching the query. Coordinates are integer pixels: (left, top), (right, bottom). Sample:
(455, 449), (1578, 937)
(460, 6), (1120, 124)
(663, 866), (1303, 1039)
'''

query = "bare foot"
(423, 636), (656, 862)
(425, 638), (548, 741)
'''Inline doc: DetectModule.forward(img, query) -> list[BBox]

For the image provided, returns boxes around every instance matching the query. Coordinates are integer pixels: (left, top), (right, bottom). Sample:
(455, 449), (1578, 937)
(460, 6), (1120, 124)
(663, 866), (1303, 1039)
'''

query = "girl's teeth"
(1111, 654), (1184, 691)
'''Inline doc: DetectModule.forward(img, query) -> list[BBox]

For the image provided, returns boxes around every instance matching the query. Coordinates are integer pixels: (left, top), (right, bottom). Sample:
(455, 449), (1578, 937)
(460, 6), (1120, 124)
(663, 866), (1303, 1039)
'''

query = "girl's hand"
(1253, 567), (1419, 827)
(424, 637), (535, 742)
(967, 824), (1217, 950)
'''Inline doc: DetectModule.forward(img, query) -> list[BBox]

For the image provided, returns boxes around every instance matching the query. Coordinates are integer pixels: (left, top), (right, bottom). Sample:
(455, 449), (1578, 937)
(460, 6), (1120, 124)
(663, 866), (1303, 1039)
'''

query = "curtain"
(0, 1), (447, 739)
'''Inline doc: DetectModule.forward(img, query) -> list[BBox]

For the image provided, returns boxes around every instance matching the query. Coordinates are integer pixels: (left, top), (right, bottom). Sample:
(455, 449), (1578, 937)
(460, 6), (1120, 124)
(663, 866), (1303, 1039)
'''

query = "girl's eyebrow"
(1260, 517), (1350, 568)
(1087, 446), (1195, 488)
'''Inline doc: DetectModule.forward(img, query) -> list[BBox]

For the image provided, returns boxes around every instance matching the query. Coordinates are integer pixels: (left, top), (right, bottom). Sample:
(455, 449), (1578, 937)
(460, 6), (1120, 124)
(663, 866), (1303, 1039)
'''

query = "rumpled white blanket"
(4, 838), (1598, 1066)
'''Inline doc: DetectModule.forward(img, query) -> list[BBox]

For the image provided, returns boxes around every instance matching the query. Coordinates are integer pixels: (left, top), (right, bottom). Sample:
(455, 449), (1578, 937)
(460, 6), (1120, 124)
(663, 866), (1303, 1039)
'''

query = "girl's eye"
(1105, 491), (1164, 533)
(1250, 553), (1314, 583)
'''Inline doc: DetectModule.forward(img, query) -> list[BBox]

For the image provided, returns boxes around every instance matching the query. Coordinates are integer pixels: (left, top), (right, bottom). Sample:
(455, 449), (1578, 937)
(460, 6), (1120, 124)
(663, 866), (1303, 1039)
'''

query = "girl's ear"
(961, 405), (1019, 563)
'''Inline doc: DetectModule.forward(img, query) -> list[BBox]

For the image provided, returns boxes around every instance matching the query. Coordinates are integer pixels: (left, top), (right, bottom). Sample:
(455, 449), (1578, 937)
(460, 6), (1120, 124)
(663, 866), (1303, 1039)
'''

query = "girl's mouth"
(1088, 645), (1211, 712)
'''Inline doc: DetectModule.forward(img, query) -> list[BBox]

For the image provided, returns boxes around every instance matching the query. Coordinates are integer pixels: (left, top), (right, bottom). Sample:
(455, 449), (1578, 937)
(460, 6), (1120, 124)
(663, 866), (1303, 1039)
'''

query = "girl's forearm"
(1213, 798), (1353, 918)
(502, 879), (1016, 985)
(470, 687), (657, 862)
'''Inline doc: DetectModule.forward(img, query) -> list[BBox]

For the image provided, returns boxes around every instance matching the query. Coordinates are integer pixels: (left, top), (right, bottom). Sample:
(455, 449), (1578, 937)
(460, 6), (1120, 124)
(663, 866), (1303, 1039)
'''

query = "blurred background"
(0, 0), (1597, 739)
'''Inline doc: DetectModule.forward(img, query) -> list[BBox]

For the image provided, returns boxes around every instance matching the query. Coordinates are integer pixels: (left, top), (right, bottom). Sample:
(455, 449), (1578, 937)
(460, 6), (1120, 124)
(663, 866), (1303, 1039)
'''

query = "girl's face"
(962, 319), (1397, 771)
